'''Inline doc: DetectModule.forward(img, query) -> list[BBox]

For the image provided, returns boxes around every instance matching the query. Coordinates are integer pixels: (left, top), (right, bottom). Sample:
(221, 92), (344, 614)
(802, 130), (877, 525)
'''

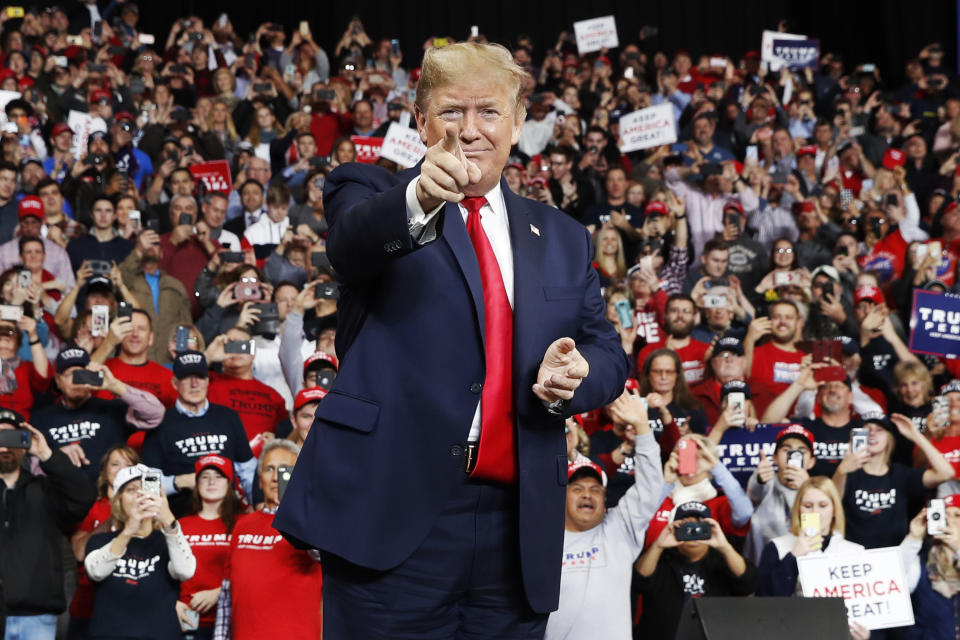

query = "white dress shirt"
(243, 215), (290, 246)
(405, 177), (514, 440)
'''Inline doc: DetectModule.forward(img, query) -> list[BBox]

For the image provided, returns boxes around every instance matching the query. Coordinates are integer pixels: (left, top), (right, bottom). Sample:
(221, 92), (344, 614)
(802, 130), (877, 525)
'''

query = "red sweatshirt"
(227, 510), (322, 640)
(179, 515), (232, 629)
(208, 372), (288, 442)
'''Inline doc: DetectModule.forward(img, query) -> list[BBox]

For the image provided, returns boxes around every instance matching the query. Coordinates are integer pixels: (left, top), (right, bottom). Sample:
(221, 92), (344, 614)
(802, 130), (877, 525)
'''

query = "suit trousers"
(321, 468), (548, 640)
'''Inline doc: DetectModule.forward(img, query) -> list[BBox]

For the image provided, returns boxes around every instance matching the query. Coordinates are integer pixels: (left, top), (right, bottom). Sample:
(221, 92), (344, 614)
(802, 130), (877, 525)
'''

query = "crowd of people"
(0, 3), (958, 639)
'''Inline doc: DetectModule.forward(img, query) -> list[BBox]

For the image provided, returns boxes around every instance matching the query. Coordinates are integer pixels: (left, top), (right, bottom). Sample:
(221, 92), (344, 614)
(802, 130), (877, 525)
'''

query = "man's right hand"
(61, 442), (90, 467)
(415, 123), (482, 211)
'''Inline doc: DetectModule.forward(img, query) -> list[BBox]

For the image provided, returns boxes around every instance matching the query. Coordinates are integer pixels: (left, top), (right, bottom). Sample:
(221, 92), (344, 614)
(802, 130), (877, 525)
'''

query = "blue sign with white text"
(715, 423), (785, 487)
(909, 289), (960, 358)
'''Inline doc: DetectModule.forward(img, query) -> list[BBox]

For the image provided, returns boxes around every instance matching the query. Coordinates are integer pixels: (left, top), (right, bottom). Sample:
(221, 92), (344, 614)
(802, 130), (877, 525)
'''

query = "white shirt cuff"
(405, 176), (444, 230)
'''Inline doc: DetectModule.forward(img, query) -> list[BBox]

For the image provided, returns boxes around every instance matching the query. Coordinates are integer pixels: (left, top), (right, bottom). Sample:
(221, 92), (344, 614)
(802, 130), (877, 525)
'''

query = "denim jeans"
(4, 614), (57, 640)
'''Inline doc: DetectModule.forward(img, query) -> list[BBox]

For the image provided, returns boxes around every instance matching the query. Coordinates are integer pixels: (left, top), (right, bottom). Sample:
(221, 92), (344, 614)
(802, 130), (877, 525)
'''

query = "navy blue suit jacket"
(273, 162), (629, 614)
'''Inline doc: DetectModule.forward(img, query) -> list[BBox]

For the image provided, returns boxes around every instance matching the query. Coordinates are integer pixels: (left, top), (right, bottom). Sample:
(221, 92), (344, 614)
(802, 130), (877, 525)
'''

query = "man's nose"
(460, 112), (481, 141)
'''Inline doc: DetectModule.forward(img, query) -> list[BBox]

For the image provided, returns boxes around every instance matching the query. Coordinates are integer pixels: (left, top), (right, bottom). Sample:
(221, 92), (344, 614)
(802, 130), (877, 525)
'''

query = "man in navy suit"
(274, 41), (629, 639)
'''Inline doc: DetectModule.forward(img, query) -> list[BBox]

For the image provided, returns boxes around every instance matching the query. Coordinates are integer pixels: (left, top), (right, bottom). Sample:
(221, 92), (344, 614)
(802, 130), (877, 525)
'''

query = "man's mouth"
(577, 501), (595, 512)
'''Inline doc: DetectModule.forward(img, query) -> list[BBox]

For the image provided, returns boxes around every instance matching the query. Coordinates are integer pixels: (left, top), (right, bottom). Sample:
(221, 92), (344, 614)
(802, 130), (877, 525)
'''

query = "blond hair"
(416, 42), (528, 122)
(790, 476), (845, 536)
(893, 360), (933, 404)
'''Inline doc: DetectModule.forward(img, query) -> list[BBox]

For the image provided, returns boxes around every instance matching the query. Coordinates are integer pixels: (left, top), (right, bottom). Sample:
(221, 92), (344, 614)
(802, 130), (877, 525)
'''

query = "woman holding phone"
(84, 464), (195, 640)
(833, 414), (953, 549)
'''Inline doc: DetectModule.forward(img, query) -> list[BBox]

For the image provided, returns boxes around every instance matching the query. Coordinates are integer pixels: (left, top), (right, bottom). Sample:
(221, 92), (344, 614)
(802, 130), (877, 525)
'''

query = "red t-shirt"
(179, 515), (232, 628)
(227, 510), (322, 640)
(97, 358), (178, 407)
(208, 372), (288, 442)
(929, 435), (960, 479)
(644, 494), (750, 551)
(69, 497), (112, 619)
(750, 342), (804, 417)
(0, 360), (51, 420)
(691, 379), (724, 427)
(636, 338), (710, 386)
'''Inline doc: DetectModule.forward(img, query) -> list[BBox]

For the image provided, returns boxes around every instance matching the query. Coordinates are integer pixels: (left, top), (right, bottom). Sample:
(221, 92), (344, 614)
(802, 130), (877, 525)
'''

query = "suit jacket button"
(469, 382), (482, 394)
(450, 445), (462, 456)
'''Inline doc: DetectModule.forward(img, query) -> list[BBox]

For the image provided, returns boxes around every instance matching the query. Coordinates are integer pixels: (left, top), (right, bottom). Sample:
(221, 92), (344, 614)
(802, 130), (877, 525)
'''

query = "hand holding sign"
(416, 123), (482, 211)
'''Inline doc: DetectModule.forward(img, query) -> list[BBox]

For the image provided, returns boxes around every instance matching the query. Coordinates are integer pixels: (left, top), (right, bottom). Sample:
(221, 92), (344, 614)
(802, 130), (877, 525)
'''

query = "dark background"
(130, 0), (955, 86)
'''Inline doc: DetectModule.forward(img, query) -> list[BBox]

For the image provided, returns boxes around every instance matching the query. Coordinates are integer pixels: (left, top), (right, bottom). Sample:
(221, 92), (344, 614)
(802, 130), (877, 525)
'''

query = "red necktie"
(462, 196), (516, 484)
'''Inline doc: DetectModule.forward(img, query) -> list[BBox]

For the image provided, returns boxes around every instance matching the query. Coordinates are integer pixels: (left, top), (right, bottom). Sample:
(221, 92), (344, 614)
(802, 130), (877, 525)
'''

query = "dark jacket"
(0, 450), (96, 615)
(907, 542), (960, 640)
(634, 547), (757, 639)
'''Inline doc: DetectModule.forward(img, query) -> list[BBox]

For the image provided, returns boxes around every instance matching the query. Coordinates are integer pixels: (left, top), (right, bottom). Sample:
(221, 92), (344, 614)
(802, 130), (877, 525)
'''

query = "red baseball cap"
(723, 200), (744, 215)
(294, 386), (327, 411)
(505, 162), (525, 172)
(944, 495), (960, 508)
(529, 176), (548, 188)
(568, 457), (607, 487)
(854, 285), (884, 305)
(645, 200), (668, 217)
(303, 351), (338, 373)
(18, 195), (44, 220)
(89, 88), (111, 105)
(776, 424), (815, 450)
(51, 122), (73, 137)
(194, 453), (234, 482)
(410, 67), (421, 82)
(797, 145), (817, 157)
(882, 147), (906, 169)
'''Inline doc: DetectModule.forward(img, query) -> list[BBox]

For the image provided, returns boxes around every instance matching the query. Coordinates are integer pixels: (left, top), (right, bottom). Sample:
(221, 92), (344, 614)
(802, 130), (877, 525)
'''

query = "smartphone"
(66, 35), (83, 46)
(433, 37), (448, 48)
(850, 427), (869, 452)
(773, 271), (794, 287)
(470, 26), (479, 38)
(0, 304), (22, 322)
(710, 56), (726, 68)
(702, 294), (727, 309)
(235, 282), (262, 302)
(391, 38), (400, 56)
(217, 13), (228, 28)
(284, 64), (296, 78)
(138, 33), (155, 45)
(277, 464), (293, 501)
(614, 299), (633, 329)
(179, 607), (199, 632)
(108, 45), (126, 56)
(884, 193), (898, 208)
(315, 282), (340, 300)
(253, 82), (272, 93)
(727, 392), (745, 426)
(221, 251), (244, 263)
(800, 512), (822, 547)
(145, 218), (160, 233)
(72, 369), (104, 387)
(88, 260), (111, 276)
(314, 89), (335, 102)
(674, 520), (712, 541)
(224, 340), (256, 356)
(786, 449), (804, 469)
(178, 213), (193, 227)
(117, 302), (133, 319)
(91, 305), (109, 338)
(5, 7), (23, 18)
(861, 63), (876, 73)
(170, 64), (188, 75)
(928, 498), (948, 536)
(624, 66), (634, 80)
(0, 428), (29, 448)
(53, 56), (68, 67)
(929, 240), (943, 259)
(88, 61), (106, 72)
(17, 269), (30, 289)
(92, 21), (102, 41)
(677, 439), (697, 476)
(299, 20), (310, 36)
(308, 156), (328, 168)
(175, 326), (191, 354)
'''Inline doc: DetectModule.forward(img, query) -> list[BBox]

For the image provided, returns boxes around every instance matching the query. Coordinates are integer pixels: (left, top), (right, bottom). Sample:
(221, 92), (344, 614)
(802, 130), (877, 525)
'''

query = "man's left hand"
(533, 337), (588, 403)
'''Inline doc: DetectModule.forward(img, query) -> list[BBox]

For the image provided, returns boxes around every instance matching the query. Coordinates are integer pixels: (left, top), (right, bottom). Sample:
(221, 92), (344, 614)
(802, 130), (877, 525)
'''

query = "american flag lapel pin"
(530, 223), (540, 237)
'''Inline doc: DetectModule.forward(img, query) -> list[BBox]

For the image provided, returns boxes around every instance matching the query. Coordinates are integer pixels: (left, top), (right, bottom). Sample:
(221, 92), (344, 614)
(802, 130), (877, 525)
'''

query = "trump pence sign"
(909, 289), (960, 357)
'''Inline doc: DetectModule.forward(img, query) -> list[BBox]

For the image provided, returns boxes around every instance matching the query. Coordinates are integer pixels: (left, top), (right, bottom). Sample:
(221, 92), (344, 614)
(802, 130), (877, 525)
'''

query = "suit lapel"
(503, 179), (545, 378)
(441, 200), (485, 339)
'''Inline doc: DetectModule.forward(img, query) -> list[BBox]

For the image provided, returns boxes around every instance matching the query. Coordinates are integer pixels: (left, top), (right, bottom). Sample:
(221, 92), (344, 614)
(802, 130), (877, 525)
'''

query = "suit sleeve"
(566, 225), (631, 416)
(324, 165), (427, 284)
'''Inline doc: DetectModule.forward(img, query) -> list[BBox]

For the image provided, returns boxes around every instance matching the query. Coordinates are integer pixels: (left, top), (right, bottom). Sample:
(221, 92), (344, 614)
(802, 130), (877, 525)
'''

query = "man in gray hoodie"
(743, 424), (817, 564)
(545, 389), (663, 640)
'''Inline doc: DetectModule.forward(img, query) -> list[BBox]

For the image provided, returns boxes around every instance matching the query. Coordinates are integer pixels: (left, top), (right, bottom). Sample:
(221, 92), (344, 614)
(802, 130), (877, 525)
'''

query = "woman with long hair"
(67, 446), (139, 640)
(84, 464), (196, 639)
(902, 496), (960, 638)
(328, 136), (356, 168)
(205, 98), (240, 162)
(754, 237), (809, 296)
(593, 224), (627, 287)
(244, 105), (286, 162)
(176, 455), (244, 639)
(638, 348), (707, 455)
(756, 476), (863, 595)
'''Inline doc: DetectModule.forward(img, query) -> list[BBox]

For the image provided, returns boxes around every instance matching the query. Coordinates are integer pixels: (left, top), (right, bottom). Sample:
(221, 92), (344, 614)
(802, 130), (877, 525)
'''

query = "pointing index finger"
(441, 123), (460, 154)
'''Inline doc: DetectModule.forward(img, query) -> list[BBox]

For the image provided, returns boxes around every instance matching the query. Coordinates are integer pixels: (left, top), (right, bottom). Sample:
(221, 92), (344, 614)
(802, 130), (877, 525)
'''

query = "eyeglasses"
(776, 247), (794, 254)
(240, 277), (258, 283)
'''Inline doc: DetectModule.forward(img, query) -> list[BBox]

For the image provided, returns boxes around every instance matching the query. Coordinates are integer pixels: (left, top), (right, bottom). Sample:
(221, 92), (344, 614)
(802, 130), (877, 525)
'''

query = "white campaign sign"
(379, 122), (426, 168)
(573, 16), (618, 55)
(797, 546), (914, 630)
(67, 110), (107, 159)
(0, 90), (20, 123)
(761, 30), (807, 71)
(618, 104), (677, 153)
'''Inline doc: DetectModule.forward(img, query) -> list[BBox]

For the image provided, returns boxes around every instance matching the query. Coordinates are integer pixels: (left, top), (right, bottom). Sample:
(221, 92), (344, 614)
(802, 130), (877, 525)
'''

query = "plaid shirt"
(657, 245), (689, 296)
